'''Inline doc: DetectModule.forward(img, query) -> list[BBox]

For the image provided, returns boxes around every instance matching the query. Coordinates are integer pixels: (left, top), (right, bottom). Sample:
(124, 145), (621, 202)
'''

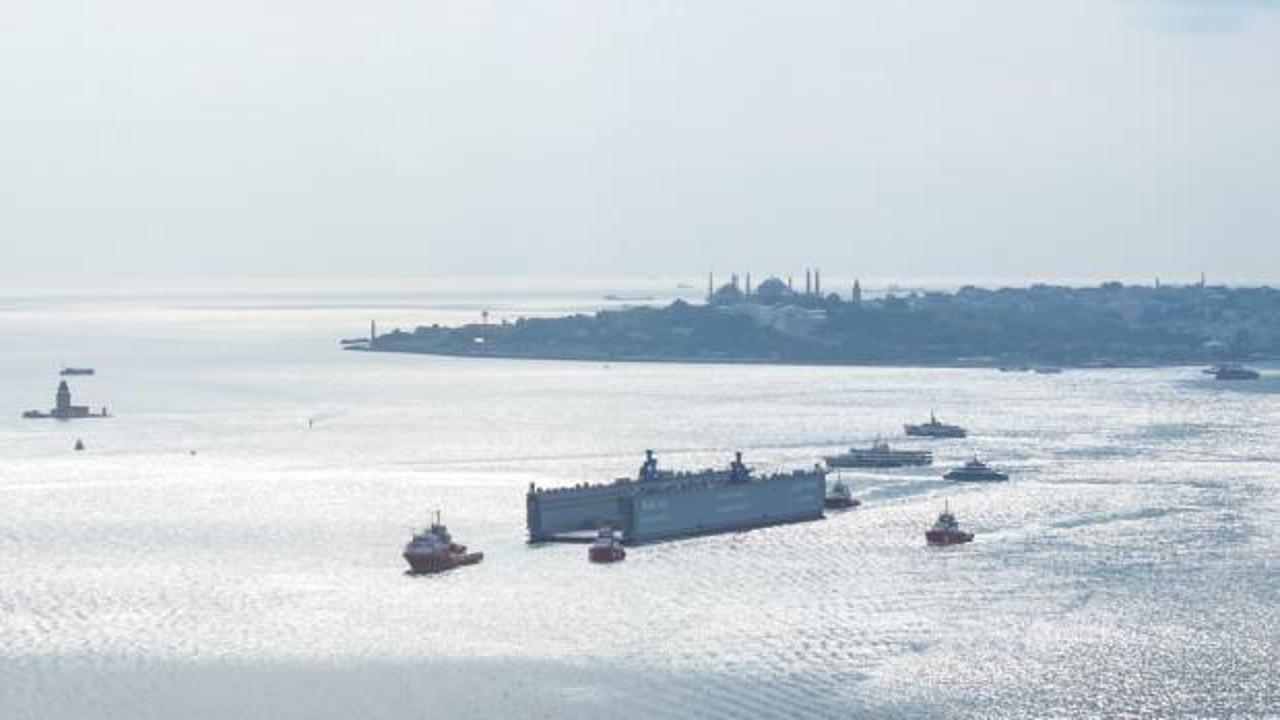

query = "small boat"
(60, 367), (95, 376)
(74, 439), (84, 451)
(402, 512), (483, 574)
(1208, 364), (1260, 381)
(944, 457), (1008, 482)
(925, 504), (973, 546)
(825, 437), (932, 468)
(588, 527), (627, 563)
(824, 478), (861, 510)
(904, 412), (967, 439)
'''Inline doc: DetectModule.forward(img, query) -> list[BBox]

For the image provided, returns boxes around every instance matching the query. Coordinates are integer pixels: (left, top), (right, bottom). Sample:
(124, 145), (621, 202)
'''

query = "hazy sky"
(3, 1), (1278, 280)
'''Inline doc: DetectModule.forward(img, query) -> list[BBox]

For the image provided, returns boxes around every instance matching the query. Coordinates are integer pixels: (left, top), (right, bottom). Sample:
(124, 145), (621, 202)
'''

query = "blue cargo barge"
(526, 451), (826, 544)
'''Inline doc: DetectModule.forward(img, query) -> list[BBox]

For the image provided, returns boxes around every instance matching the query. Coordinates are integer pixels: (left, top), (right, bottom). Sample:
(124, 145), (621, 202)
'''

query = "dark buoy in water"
(74, 439), (84, 451)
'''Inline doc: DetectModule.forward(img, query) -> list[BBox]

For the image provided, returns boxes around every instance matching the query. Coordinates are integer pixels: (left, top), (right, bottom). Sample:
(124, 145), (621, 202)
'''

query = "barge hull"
(527, 470), (826, 545)
(627, 473), (823, 543)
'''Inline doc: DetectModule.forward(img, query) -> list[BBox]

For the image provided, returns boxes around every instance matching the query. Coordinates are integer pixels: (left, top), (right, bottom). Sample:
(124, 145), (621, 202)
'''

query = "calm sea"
(1, 276), (1277, 719)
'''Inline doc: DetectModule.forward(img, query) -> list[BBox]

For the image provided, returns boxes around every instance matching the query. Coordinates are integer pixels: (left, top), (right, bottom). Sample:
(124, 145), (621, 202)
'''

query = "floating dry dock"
(527, 451), (826, 544)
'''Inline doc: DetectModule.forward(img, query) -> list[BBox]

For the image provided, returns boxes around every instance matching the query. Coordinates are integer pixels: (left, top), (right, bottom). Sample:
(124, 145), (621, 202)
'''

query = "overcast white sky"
(2, 1), (1278, 280)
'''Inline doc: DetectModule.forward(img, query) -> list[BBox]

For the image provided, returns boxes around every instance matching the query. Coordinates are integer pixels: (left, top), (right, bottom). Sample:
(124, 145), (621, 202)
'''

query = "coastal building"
(724, 303), (827, 337)
(709, 271), (842, 307)
(753, 277), (794, 304)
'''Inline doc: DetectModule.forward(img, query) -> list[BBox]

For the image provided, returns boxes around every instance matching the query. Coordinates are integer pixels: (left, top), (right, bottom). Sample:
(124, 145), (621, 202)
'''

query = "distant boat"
(1002, 365), (1061, 374)
(943, 457), (1008, 482)
(904, 413), (967, 439)
(603, 294), (655, 302)
(1208, 364), (1260, 381)
(60, 367), (94, 376)
(74, 439), (85, 451)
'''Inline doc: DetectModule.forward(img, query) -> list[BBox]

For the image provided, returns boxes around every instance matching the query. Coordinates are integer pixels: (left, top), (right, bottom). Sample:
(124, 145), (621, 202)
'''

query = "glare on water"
(1, 278), (1277, 718)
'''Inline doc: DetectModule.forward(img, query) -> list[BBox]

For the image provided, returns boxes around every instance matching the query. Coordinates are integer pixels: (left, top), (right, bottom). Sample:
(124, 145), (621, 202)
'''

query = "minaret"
(852, 279), (862, 305)
(707, 272), (714, 302)
(370, 320), (377, 345)
(745, 272), (752, 296)
(814, 269), (821, 296)
(805, 269), (812, 295)
(787, 276), (793, 291)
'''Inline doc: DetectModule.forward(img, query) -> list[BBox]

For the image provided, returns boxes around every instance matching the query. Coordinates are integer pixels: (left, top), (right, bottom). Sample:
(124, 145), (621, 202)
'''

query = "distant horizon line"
(1, 270), (1274, 287)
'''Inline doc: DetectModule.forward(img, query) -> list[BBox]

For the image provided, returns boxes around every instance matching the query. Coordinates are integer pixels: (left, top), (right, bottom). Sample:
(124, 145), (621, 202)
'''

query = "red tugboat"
(925, 504), (974, 546)
(403, 512), (484, 574)
(588, 527), (626, 563)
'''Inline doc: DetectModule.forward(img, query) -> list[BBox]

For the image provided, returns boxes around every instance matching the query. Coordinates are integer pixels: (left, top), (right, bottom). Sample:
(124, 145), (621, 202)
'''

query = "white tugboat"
(402, 512), (483, 574)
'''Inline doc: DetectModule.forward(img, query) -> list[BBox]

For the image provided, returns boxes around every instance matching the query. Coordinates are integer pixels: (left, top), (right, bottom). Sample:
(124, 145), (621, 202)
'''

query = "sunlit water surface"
(1, 278), (1277, 718)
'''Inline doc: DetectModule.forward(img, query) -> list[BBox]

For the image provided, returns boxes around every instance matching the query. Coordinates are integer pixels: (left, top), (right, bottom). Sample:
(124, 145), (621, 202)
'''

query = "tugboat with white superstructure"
(402, 512), (484, 574)
(588, 527), (627, 563)
(925, 504), (973, 546)
(904, 412), (967, 439)
(823, 478), (861, 510)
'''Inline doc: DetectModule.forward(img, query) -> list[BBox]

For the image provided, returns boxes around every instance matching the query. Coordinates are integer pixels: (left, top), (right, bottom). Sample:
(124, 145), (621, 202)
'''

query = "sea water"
(0, 277), (1276, 718)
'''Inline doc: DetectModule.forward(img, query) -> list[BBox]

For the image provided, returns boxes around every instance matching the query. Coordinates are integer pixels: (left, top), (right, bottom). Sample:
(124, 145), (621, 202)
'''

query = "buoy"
(74, 439), (84, 451)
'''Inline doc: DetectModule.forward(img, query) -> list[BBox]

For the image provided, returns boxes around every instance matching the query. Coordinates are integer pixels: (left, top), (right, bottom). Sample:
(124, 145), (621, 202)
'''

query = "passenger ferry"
(825, 438), (932, 468)
(943, 457), (1008, 482)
